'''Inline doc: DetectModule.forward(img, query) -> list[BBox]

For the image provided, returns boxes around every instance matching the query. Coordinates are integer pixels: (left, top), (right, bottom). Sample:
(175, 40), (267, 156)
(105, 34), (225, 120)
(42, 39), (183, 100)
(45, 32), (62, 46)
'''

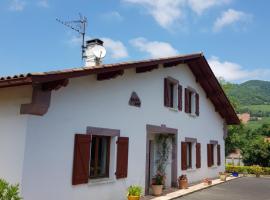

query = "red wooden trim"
(136, 65), (158, 73)
(97, 70), (124, 81)
(20, 85), (51, 116)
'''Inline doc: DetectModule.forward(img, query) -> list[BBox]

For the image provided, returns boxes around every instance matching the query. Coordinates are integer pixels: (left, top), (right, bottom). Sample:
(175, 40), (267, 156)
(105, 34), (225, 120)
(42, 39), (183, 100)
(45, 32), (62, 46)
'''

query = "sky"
(0, 0), (269, 83)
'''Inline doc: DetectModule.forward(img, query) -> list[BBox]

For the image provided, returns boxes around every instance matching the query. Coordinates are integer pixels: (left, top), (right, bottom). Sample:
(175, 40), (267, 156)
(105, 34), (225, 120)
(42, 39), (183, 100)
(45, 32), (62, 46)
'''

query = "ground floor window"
(186, 142), (192, 169)
(90, 135), (111, 178)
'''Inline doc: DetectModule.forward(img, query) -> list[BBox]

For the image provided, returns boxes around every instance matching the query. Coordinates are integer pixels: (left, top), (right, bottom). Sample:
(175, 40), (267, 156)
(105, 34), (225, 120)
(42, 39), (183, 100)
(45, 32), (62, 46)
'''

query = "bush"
(226, 165), (270, 175)
(0, 179), (22, 200)
(127, 185), (143, 197)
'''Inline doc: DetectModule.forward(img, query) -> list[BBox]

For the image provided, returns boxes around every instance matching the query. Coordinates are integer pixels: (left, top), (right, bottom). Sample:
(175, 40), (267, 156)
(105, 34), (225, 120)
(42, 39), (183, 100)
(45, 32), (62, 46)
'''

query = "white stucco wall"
(0, 86), (31, 185)
(20, 64), (226, 200)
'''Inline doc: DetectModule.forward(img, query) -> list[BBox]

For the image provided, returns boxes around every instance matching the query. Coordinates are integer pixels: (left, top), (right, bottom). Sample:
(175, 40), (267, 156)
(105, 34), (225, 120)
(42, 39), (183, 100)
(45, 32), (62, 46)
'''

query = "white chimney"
(84, 39), (106, 67)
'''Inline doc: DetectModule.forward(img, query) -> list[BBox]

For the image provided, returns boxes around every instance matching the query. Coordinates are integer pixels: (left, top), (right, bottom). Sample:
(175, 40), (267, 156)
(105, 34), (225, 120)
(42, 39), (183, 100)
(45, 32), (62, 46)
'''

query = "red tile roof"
(0, 53), (240, 125)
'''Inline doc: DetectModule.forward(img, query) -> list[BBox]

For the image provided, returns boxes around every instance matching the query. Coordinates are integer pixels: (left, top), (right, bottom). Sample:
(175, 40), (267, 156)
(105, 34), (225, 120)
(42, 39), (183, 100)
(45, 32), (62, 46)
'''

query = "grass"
(241, 104), (270, 112)
(246, 117), (270, 130)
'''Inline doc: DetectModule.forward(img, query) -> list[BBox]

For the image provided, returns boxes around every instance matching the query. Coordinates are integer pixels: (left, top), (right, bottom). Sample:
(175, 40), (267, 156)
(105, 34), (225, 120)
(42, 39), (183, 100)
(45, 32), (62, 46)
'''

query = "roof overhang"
(0, 53), (240, 125)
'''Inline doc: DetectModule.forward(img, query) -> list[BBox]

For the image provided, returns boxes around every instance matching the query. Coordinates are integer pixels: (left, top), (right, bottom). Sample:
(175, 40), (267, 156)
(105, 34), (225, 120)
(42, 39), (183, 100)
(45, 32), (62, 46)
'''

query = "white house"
(0, 49), (239, 200)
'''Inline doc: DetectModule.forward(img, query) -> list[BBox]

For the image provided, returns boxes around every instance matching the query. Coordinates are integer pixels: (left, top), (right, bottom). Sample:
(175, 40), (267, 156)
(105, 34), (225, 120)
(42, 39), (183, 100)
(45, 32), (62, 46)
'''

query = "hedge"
(226, 165), (270, 175)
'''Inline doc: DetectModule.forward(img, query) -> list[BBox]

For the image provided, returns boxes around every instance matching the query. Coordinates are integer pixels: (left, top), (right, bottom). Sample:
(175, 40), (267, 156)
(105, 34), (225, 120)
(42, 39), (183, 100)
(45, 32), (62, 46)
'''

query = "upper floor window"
(164, 77), (182, 111)
(185, 88), (199, 116)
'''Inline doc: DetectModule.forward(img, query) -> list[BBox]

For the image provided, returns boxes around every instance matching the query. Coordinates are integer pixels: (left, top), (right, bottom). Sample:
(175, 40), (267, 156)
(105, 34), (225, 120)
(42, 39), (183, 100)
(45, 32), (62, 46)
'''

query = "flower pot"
(178, 179), (188, 189)
(220, 174), (227, 181)
(203, 179), (212, 186)
(232, 172), (239, 177)
(151, 185), (163, 196)
(128, 196), (140, 200)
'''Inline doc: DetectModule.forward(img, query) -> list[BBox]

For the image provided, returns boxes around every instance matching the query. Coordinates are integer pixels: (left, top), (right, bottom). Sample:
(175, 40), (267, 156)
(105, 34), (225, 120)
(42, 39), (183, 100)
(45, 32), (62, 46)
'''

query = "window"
(210, 144), (214, 166)
(185, 88), (199, 116)
(186, 142), (192, 169)
(164, 77), (182, 110)
(90, 135), (111, 178)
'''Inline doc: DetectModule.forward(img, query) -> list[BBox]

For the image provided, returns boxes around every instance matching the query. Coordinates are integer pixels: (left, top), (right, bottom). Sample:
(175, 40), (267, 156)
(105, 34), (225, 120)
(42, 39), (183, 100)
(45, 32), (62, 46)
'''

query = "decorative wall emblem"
(129, 91), (141, 107)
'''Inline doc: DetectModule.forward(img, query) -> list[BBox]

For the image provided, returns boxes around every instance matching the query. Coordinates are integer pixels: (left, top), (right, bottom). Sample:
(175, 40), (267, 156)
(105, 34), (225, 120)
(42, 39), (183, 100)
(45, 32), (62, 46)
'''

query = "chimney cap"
(86, 38), (104, 46)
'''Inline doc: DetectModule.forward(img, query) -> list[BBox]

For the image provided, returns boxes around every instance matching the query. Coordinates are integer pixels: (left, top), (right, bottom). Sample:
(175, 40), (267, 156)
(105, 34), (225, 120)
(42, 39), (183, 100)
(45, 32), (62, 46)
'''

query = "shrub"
(0, 179), (22, 200)
(127, 185), (143, 197)
(226, 165), (270, 175)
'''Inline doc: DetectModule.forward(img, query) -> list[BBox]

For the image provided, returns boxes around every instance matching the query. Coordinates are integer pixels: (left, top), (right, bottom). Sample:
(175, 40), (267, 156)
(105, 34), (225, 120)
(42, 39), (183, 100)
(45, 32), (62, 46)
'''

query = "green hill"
(226, 80), (270, 105)
(222, 80), (270, 129)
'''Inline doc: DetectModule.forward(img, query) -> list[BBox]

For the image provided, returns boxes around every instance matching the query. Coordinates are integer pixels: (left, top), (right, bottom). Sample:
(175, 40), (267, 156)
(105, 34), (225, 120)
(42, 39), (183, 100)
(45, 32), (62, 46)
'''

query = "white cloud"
(209, 56), (270, 82)
(100, 11), (123, 22)
(37, 0), (49, 8)
(9, 0), (26, 11)
(101, 37), (128, 59)
(213, 9), (251, 32)
(187, 0), (230, 15)
(130, 37), (178, 58)
(124, 0), (185, 30)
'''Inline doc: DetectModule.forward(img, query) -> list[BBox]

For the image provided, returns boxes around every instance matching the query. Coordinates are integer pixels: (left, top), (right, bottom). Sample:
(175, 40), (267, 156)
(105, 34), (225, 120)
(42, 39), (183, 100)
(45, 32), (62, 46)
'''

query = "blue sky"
(0, 0), (269, 82)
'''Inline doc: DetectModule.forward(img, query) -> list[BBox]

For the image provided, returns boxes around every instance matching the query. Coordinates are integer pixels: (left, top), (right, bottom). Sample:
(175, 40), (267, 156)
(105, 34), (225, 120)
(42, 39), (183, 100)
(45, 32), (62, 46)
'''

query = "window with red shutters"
(164, 78), (170, 107)
(196, 143), (201, 168)
(185, 88), (190, 113)
(115, 137), (129, 179)
(72, 134), (91, 185)
(178, 84), (183, 111)
(217, 144), (221, 166)
(195, 93), (199, 116)
(181, 142), (187, 170)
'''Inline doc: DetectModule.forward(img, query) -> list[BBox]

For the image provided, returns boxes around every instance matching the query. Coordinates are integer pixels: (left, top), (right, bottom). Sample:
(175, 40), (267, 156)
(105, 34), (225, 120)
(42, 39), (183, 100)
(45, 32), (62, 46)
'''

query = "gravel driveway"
(176, 177), (270, 200)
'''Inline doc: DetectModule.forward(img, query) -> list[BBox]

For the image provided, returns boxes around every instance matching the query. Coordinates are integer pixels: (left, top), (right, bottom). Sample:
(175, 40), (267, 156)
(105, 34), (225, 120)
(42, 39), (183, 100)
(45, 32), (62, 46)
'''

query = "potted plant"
(127, 185), (143, 200)
(232, 172), (239, 177)
(178, 175), (188, 189)
(219, 172), (227, 181)
(151, 173), (164, 196)
(252, 165), (263, 178)
(202, 178), (212, 186)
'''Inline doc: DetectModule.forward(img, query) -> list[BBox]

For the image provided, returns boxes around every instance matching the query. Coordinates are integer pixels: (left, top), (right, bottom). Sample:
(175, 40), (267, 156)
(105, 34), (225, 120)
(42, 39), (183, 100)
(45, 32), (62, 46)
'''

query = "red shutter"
(164, 78), (170, 107)
(116, 137), (129, 179)
(72, 134), (91, 185)
(185, 88), (189, 113)
(178, 84), (182, 111)
(181, 142), (187, 170)
(195, 93), (199, 116)
(217, 144), (221, 166)
(207, 144), (212, 167)
(196, 143), (201, 168)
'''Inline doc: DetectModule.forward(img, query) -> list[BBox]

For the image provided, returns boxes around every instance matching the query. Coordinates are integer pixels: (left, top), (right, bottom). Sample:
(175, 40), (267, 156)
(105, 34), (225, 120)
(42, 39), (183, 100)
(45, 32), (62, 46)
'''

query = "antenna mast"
(56, 14), (87, 59)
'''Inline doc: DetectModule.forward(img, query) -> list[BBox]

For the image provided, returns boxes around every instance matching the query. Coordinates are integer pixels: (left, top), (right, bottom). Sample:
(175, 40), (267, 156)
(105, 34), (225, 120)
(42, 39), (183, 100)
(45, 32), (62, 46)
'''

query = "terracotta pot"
(220, 174), (227, 181)
(151, 185), (163, 196)
(203, 180), (212, 186)
(128, 195), (140, 200)
(178, 179), (188, 189)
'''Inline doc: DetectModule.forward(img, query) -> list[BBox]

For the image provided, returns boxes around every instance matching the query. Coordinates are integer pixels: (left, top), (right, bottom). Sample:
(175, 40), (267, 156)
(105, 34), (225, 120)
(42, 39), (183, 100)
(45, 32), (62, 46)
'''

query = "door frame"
(145, 124), (178, 194)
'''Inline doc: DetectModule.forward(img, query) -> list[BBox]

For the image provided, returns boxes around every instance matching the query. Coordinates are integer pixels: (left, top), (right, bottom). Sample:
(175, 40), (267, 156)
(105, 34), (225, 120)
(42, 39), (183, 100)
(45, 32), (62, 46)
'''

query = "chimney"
(84, 39), (106, 67)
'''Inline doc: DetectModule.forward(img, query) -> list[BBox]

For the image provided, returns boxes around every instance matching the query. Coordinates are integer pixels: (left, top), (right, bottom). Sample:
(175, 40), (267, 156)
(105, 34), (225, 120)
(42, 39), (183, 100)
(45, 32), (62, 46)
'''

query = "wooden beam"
(41, 79), (69, 91)
(136, 65), (158, 73)
(97, 70), (124, 81)
(20, 85), (51, 116)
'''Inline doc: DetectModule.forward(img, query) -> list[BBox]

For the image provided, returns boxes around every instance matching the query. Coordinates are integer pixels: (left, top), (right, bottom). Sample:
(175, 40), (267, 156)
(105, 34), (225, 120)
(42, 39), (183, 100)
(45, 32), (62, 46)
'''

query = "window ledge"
(88, 178), (115, 186)
(186, 168), (196, 172)
(168, 107), (179, 112)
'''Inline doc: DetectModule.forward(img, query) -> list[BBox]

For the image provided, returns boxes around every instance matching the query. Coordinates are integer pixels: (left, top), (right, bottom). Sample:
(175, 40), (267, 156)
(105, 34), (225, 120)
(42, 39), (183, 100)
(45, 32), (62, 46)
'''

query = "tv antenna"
(56, 14), (87, 59)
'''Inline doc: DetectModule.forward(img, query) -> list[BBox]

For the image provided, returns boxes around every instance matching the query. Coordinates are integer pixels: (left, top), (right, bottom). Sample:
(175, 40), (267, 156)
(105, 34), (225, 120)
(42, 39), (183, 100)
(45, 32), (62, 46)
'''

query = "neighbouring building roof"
(0, 53), (240, 125)
(237, 113), (251, 124)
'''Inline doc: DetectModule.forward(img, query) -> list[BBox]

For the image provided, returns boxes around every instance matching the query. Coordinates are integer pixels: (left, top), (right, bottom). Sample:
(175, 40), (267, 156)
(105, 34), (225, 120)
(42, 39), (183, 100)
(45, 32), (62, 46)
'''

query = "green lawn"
(241, 104), (270, 112)
(246, 117), (270, 130)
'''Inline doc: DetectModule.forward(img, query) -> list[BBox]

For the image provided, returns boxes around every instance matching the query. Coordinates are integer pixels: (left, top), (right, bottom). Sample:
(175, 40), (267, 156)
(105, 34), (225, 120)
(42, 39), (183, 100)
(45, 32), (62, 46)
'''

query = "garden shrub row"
(226, 165), (270, 175)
